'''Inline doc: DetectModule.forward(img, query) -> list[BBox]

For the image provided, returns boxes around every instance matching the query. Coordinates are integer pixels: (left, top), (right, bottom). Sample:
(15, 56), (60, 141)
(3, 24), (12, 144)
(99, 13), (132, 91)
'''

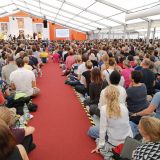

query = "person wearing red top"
(0, 91), (5, 105)
(121, 60), (134, 88)
(65, 50), (75, 70)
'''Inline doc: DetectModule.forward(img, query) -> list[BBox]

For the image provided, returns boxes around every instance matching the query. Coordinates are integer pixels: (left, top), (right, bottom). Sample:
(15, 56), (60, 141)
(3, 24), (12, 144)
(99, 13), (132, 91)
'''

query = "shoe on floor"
(28, 143), (36, 153)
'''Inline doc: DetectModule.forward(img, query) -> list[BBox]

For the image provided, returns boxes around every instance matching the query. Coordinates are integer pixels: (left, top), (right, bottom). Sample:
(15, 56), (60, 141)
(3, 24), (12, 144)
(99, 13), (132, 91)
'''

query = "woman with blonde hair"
(101, 53), (109, 71)
(102, 58), (116, 84)
(133, 117), (160, 159)
(23, 56), (33, 71)
(91, 85), (132, 154)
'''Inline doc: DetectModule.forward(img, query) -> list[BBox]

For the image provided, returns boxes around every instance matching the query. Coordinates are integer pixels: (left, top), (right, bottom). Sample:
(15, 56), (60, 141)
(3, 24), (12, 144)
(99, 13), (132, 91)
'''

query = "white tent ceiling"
(0, 0), (160, 32)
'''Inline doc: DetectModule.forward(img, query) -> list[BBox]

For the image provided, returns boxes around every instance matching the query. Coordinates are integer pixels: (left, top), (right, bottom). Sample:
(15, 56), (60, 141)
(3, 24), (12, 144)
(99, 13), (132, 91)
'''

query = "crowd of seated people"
(55, 38), (160, 159)
(0, 38), (160, 159)
(0, 39), (50, 159)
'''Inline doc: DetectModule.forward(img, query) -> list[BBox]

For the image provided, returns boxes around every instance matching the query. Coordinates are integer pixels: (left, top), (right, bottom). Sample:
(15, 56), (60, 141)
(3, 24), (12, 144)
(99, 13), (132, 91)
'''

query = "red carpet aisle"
(29, 61), (102, 160)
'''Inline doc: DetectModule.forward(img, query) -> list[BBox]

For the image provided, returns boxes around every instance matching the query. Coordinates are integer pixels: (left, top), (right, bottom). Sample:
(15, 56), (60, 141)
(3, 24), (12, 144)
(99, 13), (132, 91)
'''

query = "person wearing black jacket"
(84, 67), (108, 117)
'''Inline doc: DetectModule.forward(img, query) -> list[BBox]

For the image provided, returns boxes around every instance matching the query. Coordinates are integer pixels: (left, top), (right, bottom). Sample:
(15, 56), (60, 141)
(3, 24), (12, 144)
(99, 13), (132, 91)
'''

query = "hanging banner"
(16, 18), (24, 29)
(36, 24), (43, 33)
(1, 23), (8, 33)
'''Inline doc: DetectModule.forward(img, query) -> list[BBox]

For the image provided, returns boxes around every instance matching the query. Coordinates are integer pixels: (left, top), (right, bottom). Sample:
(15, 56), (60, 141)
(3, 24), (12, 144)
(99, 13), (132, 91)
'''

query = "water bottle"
(84, 93), (88, 99)
(18, 116), (26, 128)
(23, 103), (30, 121)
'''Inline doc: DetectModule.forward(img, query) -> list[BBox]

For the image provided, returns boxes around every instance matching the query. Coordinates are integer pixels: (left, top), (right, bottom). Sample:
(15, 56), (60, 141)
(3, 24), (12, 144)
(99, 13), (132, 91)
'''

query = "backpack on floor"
(112, 137), (142, 160)
(112, 144), (125, 160)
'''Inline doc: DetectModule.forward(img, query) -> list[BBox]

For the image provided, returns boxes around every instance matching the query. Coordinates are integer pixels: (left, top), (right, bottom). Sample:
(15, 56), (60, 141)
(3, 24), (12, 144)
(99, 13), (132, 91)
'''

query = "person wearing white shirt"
(91, 85), (133, 154)
(99, 71), (127, 109)
(10, 58), (40, 97)
(102, 58), (115, 84)
(102, 58), (125, 87)
(77, 55), (88, 82)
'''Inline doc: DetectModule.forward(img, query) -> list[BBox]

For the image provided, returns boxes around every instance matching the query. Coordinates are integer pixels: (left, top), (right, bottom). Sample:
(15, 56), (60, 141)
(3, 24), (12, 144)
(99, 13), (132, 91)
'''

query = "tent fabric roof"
(0, 0), (160, 32)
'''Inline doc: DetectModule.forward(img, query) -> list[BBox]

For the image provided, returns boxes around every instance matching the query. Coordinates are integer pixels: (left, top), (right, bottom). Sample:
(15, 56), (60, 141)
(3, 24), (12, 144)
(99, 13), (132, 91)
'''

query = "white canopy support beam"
(126, 5), (160, 21)
(152, 27), (156, 44)
(96, 0), (127, 12)
(0, 3), (15, 16)
(0, 3), (14, 9)
(146, 20), (152, 44)
(97, 30), (101, 40)
(128, 31), (130, 41)
(123, 24), (126, 41)
(108, 28), (111, 41)
(113, 32), (114, 39)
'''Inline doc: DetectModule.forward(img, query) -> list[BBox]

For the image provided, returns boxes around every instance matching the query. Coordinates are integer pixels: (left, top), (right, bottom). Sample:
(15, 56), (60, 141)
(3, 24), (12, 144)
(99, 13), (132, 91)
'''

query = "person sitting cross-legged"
(130, 91), (160, 137)
(1, 54), (18, 85)
(88, 71), (127, 139)
(84, 67), (108, 117)
(75, 60), (92, 96)
(127, 70), (149, 124)
(90, 85), (133, 157)
(10, 58), (40, 97)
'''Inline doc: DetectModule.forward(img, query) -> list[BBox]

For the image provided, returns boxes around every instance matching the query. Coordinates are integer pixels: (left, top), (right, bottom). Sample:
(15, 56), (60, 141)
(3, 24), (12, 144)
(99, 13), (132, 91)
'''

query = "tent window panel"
(40, 0), (63, 9)
(80, 11), (102, 21)
(98, 19), (119, 26)
(88, 2), (121, 17)
(73, 16), (91, 23)
(58, 11), (75, 18)
(103, 0), (158, 10)
(61, 4), (82, 14)
(65, 0), (95, 8)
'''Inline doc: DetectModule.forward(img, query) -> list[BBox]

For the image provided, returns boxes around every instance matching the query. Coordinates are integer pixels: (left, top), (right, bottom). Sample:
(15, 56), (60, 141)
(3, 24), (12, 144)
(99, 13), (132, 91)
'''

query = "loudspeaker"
(97, 27), (101, 30)
(43, 20), (47, 28)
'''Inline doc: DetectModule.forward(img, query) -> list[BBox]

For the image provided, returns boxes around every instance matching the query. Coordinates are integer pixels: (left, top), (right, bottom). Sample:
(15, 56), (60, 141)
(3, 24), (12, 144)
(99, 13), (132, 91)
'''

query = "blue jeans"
(129, 121), (139, 138)
(88, 126), (99, 139)
(88, 126), (108, 140)
(155, 112), (160, 119)
(88, 123), (139, 139)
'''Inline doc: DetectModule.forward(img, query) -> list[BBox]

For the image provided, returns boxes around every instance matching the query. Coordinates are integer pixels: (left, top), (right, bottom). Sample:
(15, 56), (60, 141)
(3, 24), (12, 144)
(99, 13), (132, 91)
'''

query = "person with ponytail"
(100, 53), (109, 71)
(90, 85), (133, 153)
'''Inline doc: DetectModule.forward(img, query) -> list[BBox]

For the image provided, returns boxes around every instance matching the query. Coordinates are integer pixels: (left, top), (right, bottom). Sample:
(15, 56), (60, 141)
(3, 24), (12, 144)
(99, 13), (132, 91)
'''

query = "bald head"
(7, 54), (14, 62)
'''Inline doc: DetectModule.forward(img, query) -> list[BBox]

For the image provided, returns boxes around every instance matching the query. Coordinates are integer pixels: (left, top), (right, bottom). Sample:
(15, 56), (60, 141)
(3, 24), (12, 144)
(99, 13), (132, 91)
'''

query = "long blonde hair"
(139, 117), (160, 142)
(105, 85), (121, 118)
(102, 53), (109, 69)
